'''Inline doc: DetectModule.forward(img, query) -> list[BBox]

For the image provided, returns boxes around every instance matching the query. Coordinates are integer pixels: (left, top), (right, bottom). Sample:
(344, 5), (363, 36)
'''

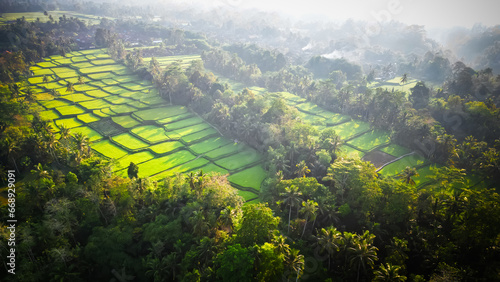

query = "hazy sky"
(181, 0), (500, 28)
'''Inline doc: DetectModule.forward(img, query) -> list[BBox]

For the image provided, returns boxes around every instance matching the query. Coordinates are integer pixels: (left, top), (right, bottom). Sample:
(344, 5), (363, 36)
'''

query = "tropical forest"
(0, 0), (499, 281)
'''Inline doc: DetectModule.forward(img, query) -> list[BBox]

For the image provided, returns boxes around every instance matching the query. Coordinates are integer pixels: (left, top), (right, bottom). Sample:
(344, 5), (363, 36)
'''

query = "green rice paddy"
(28, 50), (269, 202)
(228, 165), (267, 191)
(347, 129), (391, 152)
(378, 153), (429, 176)
(330, 120), (371, 140)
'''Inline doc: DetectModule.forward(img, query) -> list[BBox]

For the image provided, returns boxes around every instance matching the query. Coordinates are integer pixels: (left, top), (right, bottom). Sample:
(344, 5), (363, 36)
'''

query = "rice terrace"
(29, 50), (265, 202)
(2, 1), (500, 281)
(27, 48), (488, 206)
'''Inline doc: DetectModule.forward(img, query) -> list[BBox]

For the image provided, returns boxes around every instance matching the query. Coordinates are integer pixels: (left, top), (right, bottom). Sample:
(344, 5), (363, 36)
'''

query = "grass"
(121, 82), (149, 91)
(85, 90), (111, 98)
(145, 55), (201, 69)
(134, 106), (188, 121)
(181, 128), (219, 144)
(137, 150), (197, 177)
(412, 165), (441, 187)
(379, 144), (412, 157)
(55, 118), (83, 128)
(32, 68), (54, 76)
(73, 84), (97, 92)
(330, 120), (371, 140)
(295, 101), (324, 114)
(87, 72), (115, 80)
(149, 157), (210, 181)
(105, 96), (134, 105)
(165, 116), (205, 131)
(77, 113), (100, 123)
(214, 148), (262, 171)
(70, 126), (103, 142)
(39, 99), (71, 108)
(102, 79), (119, 85)
(347, 129), (391, 151)
(126, 100), (148, 109)
(112, 133), (149, 150)
(91, 59), (117, 66)
(131, 125), (170, 143)
(79, 99), (113, 110)
(369, 78), (418, 96)
(80, 65), (127, 74)
(93, 109), (110, 118)
(39, 109), (60, 120)
(114, 151), (156, 172)
(111, 115), (141, 129)
(378, 153), (429, 176)
(204, 142), (245, 159)
(0, 11), (106, 25)
(189, 137), (232, 155)
(92, 140), (129, 159)
(298, 112), (326, 125)
(149, 141), (184, 154)
(340, 145), (365, 159)
(36, 61), (57, 68)
(320, 112), (351, 125)
(60, 93), (94, 103)
(158, 113), (194, 124)
(109, 105), (137, 114)
(169, 123), (212, 137)
(197, 163), (229, 175)
(237, 190), (259, 201)
(228, 165), (267, 190)
(102, 85), (130, 95)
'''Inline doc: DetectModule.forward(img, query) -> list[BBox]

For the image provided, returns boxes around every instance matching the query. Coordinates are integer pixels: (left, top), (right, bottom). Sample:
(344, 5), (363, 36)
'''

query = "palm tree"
(66, 82), (75, 104)
(196, 237), (216, 266)
(72, 132), (90, 165)
(190, 209), (209, 237)
(145, 257), (168, 281)
(32, 163), (50, 180)
(285, 248), (305, 282)
(24, 87), (35, 102)
(373, 263), (407, 282)
(50, 89), (59, 96)
(316, 227), (341, 270)
(42, 74), (49, 85)
(10, 83), (20, 97)
(300, 200), (318, 239)
(398, 166), (419, 185)
(58, 124), (71, 142)
(6, 138), (20, 172)
(280, 185), (303, 233)
(295, 160), (310, 178)
(272, 234), (291, 256)
(400, 73), (408, 84)
(164, 252), (181, 281)
(66, 81), (75, 93)
(218, 207), (235, 233)
(43, 132), (59, 163)
(77, 75), (85, 85)
(348, 233), (379, 282)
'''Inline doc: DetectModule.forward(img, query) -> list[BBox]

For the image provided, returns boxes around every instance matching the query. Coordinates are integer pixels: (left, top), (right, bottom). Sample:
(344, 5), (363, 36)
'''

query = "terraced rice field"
(144, 55), (202, 69)
(0, 11), (107, 26)
(29, 50), (268, 200)
(214, 73), (437, 187)
(368, 78), (419, 97)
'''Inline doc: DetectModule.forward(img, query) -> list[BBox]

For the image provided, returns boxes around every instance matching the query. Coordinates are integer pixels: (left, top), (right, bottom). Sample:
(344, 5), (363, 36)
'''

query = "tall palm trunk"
(301, 217), (308, 239)
(288, 205), (292, 233)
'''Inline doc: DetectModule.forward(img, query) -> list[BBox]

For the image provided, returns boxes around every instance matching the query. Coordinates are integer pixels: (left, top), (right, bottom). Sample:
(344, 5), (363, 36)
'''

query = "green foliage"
(236, 203), (280, 247)
(215, 244), (254, 282)
(127, 162), (139, 179)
